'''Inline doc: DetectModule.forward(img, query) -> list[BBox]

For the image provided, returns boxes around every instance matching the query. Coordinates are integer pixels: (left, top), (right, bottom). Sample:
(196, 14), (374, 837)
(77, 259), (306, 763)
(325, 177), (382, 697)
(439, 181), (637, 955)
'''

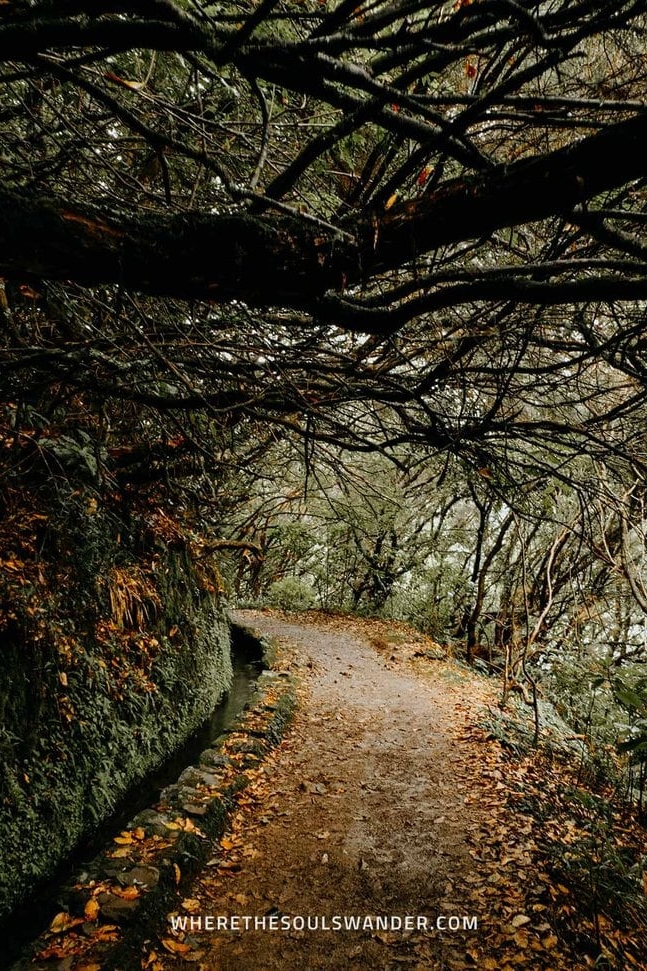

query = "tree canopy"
(2, 0), (647, 479)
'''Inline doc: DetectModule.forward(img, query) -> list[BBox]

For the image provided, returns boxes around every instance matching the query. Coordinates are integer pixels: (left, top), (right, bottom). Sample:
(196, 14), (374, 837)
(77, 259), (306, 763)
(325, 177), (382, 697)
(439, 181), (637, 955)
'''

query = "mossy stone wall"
(0, 491), (233, 919)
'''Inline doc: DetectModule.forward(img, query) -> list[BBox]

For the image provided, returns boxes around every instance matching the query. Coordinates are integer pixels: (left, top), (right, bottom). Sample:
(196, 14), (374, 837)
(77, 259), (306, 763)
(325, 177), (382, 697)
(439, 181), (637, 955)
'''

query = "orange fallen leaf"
(162, 938), (191, 955)
(48, 911), (82, 935)
(114, 885), (140, 899)
(84, 898), (100, 921)
(181, 898), (201, 913)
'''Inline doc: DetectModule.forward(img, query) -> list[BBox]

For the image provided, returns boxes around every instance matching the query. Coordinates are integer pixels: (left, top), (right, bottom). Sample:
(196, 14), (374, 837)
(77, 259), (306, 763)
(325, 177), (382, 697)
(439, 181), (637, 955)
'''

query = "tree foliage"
(1, 0), (647, 483)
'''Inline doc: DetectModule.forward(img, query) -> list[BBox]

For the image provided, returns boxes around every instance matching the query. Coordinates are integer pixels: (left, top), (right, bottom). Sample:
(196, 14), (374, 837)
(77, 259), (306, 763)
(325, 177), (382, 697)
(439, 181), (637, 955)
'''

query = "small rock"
(178, 767), (205, 787)
(183, 802), (208, 816)
(100, 894), (140, 922)
(199, 749), (230, 768)
(117, 865), (160, 889)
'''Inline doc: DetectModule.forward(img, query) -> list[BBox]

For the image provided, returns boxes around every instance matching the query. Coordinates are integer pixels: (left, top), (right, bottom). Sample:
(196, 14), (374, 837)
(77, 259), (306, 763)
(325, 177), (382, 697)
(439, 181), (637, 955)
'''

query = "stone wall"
(0, 487), (232, 918)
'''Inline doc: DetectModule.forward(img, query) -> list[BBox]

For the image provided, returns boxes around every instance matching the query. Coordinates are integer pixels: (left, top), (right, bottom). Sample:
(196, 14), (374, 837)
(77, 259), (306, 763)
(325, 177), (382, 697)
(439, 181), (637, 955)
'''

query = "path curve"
(180, 611), (494, 970)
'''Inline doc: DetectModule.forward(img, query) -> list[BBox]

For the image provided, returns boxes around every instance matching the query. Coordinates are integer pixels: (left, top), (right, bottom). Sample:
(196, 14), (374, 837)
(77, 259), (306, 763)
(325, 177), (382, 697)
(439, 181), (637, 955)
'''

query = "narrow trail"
(153, 611), (596, 971)
(162, 611), (499, 970)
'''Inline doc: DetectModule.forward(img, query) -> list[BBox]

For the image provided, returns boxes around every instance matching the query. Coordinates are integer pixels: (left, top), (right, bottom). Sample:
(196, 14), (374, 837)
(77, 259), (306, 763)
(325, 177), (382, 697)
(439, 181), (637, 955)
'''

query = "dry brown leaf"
(181, 898), (202, 913)
(162, 938), (192, 955)
(510, 914), (531, 927)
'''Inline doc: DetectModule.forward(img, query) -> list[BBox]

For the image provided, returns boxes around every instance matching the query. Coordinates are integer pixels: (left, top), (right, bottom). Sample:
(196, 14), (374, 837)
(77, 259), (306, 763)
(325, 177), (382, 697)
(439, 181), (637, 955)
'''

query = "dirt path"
(158, 611), (503, 970)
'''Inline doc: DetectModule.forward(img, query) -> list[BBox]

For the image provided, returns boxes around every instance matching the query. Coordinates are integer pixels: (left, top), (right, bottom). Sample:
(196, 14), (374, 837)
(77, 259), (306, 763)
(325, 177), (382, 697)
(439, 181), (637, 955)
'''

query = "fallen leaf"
(511, 914), (531, 927)
(162, 938), (191, 955)
(48, 911), (81, 935)
(181, 898), (202, 913)
(84, 898), (100, 921)
(220, 837), (238, 850)
(114, 885), (140, 900)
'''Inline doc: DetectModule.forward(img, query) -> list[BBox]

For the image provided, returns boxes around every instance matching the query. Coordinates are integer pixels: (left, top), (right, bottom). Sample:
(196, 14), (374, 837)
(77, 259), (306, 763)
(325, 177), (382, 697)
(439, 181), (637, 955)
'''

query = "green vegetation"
(0, 424), (232, 916)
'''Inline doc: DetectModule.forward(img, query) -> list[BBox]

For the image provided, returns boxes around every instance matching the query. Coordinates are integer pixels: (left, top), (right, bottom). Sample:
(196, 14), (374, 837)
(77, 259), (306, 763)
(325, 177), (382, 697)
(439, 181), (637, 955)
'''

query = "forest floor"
(138, 611), (645, 970)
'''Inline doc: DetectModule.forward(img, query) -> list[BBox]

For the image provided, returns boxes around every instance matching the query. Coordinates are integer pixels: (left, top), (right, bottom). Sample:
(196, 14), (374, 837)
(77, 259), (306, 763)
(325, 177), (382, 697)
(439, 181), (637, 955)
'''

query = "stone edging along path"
(13, 621), (296, 971)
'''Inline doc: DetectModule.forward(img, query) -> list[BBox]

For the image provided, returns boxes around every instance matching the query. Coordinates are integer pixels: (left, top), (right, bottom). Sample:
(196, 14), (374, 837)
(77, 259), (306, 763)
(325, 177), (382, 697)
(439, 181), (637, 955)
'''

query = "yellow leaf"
(48, 911), (76, 934)
(173, 863), (181, 885)
(133, 826), (146, 841)
(114, 832), (133, 845)
(84, 898), (100, 921)
(110, 847), (132, 858)
(181, 898), (201, 913)
(384, 193), (399, 210)
(162, 938), (191, 955)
